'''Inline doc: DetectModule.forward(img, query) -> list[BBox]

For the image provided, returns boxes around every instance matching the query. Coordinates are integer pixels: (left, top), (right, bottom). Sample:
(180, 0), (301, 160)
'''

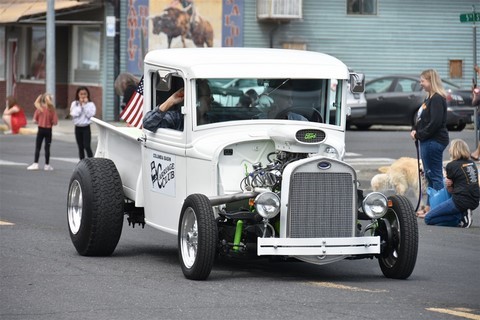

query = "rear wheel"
(67, 158), (124, 256)
(178, 194), (217, 280)
(376, 195), (418, 279)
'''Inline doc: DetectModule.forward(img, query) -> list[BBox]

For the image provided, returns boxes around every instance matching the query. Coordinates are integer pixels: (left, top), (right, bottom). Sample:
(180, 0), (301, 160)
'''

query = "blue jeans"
(424, 198), (463, 227)
(420, 139), (447, 204)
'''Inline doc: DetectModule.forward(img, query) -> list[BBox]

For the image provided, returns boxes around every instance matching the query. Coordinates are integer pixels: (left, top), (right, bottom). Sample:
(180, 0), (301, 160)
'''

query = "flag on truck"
(120, 76), (144, 128)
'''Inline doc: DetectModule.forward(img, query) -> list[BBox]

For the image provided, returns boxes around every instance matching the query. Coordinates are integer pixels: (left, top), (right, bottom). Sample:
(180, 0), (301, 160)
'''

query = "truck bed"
(92, 118), (143, 204)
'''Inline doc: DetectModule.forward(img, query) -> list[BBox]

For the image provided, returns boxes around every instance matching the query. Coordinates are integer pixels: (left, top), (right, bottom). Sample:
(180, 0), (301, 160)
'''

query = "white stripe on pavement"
(0, 157), (78, 166)
(50, 157), (79, 163)
(0, 160), (28, 166)
(345, 158), (395, 165)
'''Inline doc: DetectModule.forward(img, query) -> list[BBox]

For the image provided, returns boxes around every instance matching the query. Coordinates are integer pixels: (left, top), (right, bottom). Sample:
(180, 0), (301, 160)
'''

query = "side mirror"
(349, 73), (365, 93)
(156, 69), (172, 91)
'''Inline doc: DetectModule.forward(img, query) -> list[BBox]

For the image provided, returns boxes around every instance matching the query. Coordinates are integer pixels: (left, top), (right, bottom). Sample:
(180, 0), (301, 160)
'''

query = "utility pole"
(46, 0), (55, 103)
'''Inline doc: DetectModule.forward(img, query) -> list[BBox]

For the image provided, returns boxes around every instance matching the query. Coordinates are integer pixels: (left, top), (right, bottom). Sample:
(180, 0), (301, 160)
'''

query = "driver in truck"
(143, 79), (212, 132)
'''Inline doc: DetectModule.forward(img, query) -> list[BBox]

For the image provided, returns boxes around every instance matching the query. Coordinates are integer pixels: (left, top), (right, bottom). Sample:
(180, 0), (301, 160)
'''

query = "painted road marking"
(345, 157), (395, 164)
(427, 307), (480, 320)
(0, 157), (78, 166)
(345, 152), (362, 157)
(308, 281), (388, 293)
(0, 220), (15, 226)
(0, 160), (28, 166)
(50, 157), (79, 163)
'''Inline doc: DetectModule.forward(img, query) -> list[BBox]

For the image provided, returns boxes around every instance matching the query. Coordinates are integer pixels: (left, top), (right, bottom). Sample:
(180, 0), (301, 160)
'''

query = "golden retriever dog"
(371, 157), (425, 198)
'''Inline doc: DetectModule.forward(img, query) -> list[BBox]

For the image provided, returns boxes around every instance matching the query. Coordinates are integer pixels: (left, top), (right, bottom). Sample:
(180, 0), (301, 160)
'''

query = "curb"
(0, 123), (37, 135)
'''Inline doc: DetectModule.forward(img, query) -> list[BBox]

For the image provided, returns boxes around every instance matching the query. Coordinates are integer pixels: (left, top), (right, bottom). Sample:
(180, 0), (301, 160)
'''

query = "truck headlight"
(362, 192), (388, 219)
(324, 146), (339, 159)
(255, 192), (280, 219)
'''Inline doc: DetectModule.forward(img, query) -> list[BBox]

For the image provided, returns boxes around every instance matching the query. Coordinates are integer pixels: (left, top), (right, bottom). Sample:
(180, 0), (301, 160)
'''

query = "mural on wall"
(127, 0), (149, 75)
(149, 0), (222, 49)
(222, 0), (243, 47)
(127, 0), (244, 73)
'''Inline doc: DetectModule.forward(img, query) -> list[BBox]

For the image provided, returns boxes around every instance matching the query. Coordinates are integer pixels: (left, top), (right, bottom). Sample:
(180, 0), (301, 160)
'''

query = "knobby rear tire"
(67, 158), (124, 256)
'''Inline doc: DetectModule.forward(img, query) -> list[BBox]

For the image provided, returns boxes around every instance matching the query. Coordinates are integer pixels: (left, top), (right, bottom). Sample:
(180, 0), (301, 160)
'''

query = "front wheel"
(376, 195), (418, 279)
(178, 194), (217, 280)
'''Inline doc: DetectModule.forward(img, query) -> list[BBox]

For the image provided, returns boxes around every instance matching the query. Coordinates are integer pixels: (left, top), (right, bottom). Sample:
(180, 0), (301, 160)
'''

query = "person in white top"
(70, 86), (96, 160)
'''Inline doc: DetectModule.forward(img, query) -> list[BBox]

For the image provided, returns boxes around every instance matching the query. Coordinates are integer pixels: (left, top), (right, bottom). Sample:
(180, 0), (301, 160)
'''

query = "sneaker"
(27, 163), (39, 170)
(461, 209), (473, 228)
(44, 164), (54, 171)
(4, 130), (12, 135)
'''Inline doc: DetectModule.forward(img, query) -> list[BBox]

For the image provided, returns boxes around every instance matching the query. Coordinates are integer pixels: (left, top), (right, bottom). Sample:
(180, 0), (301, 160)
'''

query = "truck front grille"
(288, 172), (354, 238)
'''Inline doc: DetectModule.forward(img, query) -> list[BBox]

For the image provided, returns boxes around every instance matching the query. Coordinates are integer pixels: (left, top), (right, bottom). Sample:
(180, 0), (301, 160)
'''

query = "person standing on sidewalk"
(27, 93), (58, 171)
(411, 69), (449, 216)
(70, 86), (96, 160)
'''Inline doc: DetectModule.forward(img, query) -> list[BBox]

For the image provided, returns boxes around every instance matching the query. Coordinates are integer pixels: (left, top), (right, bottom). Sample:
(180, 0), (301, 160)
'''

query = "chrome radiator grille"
(288, 172), (354, 238)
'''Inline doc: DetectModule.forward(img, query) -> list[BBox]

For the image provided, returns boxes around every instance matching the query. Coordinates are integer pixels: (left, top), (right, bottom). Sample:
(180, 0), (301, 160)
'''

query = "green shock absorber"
(233, 220), (243, 251)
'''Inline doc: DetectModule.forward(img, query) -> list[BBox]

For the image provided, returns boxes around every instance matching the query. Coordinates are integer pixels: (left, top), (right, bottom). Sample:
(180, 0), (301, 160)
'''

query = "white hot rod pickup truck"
(67, 48), (418, 280)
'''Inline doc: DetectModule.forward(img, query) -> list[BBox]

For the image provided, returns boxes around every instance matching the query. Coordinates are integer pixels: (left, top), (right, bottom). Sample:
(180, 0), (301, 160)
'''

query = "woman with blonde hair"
(411, 69), (449, 216)
(420, 139), (479, 228)
(27, 93), (58, 171)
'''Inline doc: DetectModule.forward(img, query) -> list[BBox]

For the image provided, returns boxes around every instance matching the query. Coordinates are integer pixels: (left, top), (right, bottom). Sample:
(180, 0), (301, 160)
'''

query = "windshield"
(196, 78), (343, 126)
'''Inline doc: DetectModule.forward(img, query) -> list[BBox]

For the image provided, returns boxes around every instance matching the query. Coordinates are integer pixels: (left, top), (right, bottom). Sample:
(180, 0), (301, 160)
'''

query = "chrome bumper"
(257, 236), (380, 256)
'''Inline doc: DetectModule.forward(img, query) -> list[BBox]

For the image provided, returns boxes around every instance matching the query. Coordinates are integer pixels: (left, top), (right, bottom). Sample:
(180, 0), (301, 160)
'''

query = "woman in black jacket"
(411, 69), (449, 216)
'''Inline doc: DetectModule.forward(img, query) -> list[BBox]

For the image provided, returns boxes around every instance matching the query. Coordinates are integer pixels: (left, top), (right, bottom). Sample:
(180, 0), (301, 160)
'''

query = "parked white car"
(67, 48), (418, 280)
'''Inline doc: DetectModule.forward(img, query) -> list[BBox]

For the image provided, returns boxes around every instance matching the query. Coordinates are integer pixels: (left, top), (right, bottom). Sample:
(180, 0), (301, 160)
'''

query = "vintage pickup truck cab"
(67, 48), (418, 280)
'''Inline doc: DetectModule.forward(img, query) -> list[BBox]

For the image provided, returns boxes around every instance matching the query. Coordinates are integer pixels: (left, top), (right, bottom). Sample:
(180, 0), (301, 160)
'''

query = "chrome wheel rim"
(383, 210), (401, 267)
(180, 208), (198, 269)
(67, 180), (83, 235)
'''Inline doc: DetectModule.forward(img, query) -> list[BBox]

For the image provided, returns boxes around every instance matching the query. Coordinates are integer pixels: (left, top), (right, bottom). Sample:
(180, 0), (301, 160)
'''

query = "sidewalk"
(0, 118), (124, 136)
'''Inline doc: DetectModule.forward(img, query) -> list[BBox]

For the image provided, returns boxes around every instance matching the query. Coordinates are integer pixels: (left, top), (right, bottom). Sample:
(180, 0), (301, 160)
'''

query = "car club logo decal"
(149, 150), (176, 196)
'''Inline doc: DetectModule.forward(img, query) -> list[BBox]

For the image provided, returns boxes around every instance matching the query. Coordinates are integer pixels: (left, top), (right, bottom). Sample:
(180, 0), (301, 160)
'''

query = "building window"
(73, 26), (101, 83)
(347, 0), (377, 15)
(30, 27), (46, 80)
(449, 60), (463, 79)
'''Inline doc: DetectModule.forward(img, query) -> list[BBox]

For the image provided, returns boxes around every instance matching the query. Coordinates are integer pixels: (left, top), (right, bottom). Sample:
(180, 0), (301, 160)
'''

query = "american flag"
(120, 76), (144, 128)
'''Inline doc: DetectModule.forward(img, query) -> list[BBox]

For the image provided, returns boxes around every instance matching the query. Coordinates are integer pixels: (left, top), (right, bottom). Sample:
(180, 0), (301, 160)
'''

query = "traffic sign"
(460, 12), (480, 23)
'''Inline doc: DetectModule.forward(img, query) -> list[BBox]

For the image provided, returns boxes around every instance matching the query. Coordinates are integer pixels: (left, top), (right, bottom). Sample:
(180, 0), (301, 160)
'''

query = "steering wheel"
(310, 109), (323, 123)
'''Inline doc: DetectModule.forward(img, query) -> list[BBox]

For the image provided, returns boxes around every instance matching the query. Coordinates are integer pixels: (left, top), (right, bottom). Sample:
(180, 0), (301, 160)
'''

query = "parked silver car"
(347, 86), (367, 121)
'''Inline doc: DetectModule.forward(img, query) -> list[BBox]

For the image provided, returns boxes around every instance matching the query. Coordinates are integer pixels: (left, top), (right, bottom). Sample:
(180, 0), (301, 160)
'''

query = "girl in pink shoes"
(27, 93), (58, 171)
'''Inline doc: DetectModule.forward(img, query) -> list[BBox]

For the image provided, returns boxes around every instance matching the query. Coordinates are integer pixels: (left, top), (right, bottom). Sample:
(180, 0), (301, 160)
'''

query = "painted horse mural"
(151, 7), (214, 48)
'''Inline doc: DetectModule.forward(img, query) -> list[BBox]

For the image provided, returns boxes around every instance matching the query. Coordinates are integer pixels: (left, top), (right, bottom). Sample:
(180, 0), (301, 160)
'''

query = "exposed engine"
(217, 151), (309, 257)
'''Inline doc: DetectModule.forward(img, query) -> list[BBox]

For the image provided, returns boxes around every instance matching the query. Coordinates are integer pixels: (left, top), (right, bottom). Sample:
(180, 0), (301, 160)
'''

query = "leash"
(414, 139), (422, 212)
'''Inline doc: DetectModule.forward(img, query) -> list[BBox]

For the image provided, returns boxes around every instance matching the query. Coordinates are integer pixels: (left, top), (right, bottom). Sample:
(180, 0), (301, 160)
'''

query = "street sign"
(460, 12), (480, 23)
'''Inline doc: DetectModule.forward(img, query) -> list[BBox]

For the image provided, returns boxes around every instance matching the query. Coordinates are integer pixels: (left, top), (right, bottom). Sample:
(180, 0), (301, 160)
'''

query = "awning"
(0, 0), (97, 24)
